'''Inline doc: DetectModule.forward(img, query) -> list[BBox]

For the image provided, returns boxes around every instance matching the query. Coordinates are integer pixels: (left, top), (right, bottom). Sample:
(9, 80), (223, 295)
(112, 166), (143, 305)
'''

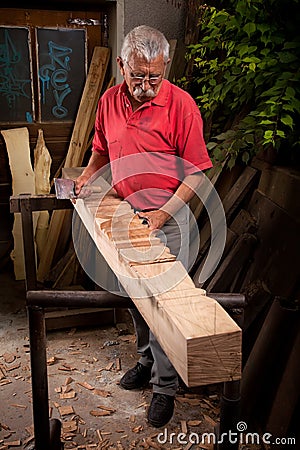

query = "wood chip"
(129, 415), (136, 423)
(115, 357), (121, 371)
(96, 429), (103, 441)
(180, 420), (188, 434)
(5, 363), (21, 372)
(93, 389), (111, 397)
(90, 410), (112, 417)
(97, 405), (116, 413)
(77, 381), (94, 390)
(132, 425), (143, 433)
(0, 365), (7, 379)
(60, 391), (76, 399)
(65, 376), (74, 385)
(137, 401), (148, 408)
(62, 420), (77, 432)
(119, 335), (136, 343)
(47, 356), (59, 365)
(10, 404), (27, 409)
(183, 443), (193, 450)
(145, 437), (162, 449)
(58, 405), (75, 416)
(23, 435), (34, 446)
(58, 364), (75, 372)
(0, 380), (12, 386)
(4, 441), (21, 447)
(3, 353), (16, 364)
(105, 362), (114, 371)
(187, 420), (202, 426)
(203, 414), (217, 427)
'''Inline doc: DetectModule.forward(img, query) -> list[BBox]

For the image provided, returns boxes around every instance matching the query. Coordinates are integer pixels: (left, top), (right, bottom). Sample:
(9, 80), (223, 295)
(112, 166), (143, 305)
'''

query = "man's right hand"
(74, 174), (90, 197)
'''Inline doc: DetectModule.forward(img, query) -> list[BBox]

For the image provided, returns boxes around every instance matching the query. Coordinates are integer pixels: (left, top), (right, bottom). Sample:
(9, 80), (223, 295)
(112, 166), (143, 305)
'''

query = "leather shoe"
(120, 362), (151, 390)
(147, 393), (175, 427)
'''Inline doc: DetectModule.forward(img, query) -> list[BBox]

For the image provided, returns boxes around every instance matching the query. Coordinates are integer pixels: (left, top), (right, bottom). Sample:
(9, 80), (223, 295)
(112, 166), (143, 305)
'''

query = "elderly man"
(75, 25), (212, 427)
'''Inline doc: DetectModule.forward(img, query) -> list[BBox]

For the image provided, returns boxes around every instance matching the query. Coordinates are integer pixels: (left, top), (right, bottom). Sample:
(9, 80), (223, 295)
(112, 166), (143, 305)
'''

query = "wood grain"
(72, 187), (242, 386)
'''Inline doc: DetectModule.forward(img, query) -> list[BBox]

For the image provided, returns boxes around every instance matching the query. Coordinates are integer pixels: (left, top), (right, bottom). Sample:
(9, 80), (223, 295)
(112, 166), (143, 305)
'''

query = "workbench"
(10, 193), (244, 450)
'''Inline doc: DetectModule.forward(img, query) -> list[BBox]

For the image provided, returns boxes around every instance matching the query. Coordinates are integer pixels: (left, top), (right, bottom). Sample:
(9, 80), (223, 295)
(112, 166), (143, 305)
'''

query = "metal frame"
(10, 194), (244, 450)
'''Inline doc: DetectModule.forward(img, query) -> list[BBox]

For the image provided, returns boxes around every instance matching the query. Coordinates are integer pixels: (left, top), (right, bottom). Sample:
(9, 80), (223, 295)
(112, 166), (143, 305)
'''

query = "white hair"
(121, 25), (170, 63)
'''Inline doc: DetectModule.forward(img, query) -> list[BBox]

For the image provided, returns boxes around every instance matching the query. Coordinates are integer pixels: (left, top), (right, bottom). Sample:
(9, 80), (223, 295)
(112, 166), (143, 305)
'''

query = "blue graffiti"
(39, 41), (73, 119)
(0, 29), (31, 110)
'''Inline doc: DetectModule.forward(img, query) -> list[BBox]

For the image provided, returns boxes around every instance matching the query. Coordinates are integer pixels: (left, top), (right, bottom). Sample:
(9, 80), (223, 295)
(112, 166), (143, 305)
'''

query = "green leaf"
(243, 23), (256, 37)
(260, 120), (274, 125)
(242, 151), (250, 163)
(280, 115), (294, 129)
(264, 130), (274, 139)
(228, 156), (236, 170)
(276, 130), (286, 138)
(206, 141), (218, 150)
(278, 52), (298, 64)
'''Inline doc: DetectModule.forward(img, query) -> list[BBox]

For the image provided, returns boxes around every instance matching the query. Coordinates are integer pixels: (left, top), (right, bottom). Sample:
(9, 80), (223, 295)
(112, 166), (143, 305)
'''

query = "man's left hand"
(138, 210), (171, 230)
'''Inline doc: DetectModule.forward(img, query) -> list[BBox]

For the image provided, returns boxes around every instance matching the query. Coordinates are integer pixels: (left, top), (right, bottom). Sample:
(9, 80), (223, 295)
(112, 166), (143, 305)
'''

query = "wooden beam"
(72, 180), (242, 387)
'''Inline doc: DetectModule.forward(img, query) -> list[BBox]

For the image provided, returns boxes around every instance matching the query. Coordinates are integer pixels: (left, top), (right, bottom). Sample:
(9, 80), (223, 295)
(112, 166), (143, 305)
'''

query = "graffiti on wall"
(39, 41), (73, 119)
(0, 27), (33, 122)
(37, 28), (86, 121)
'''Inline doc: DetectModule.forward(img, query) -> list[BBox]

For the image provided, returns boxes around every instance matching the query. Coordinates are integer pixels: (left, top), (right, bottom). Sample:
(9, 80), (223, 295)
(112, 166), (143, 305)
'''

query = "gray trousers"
(130, 206), (191, 396)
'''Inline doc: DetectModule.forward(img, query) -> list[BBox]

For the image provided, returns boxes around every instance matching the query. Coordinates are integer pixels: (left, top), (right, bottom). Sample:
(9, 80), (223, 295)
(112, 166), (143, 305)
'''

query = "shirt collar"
(118, 79), (170, 107)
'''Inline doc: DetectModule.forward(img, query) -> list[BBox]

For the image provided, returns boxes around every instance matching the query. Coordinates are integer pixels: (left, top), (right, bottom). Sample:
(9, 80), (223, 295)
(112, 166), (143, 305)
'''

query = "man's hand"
(138, 209), (171, 230)
(74, 175), (91, 196)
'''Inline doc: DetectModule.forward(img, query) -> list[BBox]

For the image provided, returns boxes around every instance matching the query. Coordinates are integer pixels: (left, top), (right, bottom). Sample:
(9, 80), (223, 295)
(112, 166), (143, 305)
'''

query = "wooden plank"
(205, 233), (257, 293)
(37, 47), (110, 282)
(197, 166), (259, 261)
(258, 165), (300, 223)
(1, 127), (36, 279)
(73, 185), (242, 387)
(165, 39), (177, 80)
(65, 46), (110, 168)
(242, 190), (300, 297)
(34, 129), (52, 260)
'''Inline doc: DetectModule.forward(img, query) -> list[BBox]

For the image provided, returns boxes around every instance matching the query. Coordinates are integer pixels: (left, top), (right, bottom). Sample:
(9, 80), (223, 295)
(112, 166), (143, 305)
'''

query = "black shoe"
(147, 393), (175, 428)
(120, 362), (151, 390)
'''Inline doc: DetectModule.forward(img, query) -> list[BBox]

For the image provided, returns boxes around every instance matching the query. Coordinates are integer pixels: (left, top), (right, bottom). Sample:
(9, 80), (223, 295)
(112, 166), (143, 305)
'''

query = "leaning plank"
(65, 46), (110, 168)
(72, 185), (242, 386)
(34, 129), (52, 260)
(196, 165), (259, 262)
(1, 127), (36, 280)
(37, 47), (110, 282)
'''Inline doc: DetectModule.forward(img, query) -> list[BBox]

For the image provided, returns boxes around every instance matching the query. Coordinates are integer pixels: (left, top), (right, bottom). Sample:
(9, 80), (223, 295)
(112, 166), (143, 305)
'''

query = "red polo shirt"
(92, 80), (212, 210)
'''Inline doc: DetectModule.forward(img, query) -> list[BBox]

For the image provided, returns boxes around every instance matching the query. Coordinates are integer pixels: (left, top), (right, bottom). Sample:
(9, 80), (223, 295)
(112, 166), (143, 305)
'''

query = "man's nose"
(141, 78), (151, 89)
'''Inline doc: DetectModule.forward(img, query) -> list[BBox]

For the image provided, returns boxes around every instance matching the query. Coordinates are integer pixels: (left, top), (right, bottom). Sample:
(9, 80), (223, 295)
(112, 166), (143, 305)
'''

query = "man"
(75, 25), (212, 427)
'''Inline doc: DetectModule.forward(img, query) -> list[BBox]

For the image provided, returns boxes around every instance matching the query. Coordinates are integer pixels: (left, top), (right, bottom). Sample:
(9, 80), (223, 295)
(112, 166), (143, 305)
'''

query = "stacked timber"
(72, 179), (242, 387)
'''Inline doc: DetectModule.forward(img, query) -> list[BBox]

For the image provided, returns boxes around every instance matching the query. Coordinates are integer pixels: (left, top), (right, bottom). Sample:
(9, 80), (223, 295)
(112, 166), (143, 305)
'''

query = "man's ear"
(116, 57), (125, 77)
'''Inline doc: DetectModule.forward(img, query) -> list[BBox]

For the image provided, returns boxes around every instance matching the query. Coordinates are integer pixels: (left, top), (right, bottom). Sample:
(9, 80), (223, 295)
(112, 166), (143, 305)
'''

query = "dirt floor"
(0, 268), (264, 450)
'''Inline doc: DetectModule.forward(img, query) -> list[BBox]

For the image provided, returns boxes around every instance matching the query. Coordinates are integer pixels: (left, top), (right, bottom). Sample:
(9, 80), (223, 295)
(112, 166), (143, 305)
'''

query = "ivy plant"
(180, 0), (300, 169)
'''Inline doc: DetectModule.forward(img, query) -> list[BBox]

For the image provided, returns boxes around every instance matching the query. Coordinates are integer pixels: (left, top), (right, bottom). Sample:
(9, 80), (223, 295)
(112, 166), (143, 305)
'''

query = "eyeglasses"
(123, 60), (164, 85)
